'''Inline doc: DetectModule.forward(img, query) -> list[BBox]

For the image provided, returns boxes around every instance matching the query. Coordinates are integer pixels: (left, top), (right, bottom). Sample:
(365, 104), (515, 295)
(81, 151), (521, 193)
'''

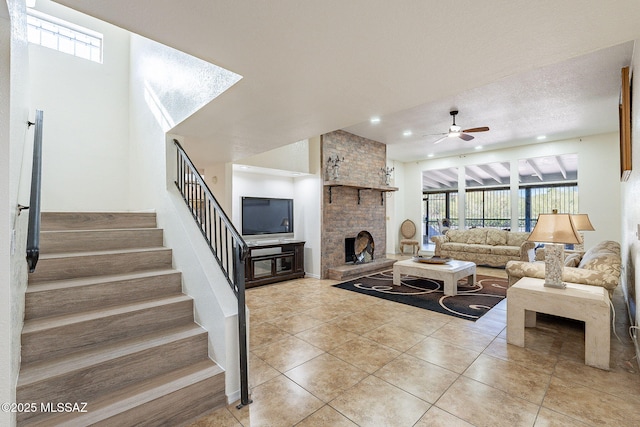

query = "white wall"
(2, 1), (30, 426)
(299, 136), (322, 278)
(394, 133), (622, 252)
(622, 40), (640, 352)
(1, 10), (14, 426)
(386, 159), (405, 253)
(28, 0), (131, 211)
(237, 139), (313, 174)
(294, 174), (322, 278)
(197, 161), (233, 214)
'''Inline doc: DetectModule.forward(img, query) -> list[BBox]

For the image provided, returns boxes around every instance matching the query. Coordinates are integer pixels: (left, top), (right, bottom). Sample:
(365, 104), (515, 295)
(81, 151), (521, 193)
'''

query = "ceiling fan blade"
(461, 126), (490, 133)
(432, 135), (448, 144)
(459, 133), (475, 141)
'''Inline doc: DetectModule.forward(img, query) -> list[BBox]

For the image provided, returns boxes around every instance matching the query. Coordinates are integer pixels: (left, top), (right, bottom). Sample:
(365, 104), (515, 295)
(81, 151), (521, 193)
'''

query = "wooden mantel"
(323, 181), (398, 205)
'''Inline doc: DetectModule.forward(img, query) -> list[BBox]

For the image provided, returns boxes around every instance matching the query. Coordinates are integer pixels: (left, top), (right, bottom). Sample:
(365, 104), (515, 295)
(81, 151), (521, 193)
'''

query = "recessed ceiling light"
(403, 130), (412, 137)
(370, 116), (381, 124)
(537, 135), (547, 140)
(427, 153), (435, 158)
(475, 146), (483, 150)
(239, 165), (249, 169)
(291, 172), (301, 176)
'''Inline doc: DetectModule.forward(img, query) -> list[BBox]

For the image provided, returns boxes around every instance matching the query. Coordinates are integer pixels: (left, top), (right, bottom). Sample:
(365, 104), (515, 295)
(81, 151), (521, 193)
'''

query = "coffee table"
(392, 258), (476, 296)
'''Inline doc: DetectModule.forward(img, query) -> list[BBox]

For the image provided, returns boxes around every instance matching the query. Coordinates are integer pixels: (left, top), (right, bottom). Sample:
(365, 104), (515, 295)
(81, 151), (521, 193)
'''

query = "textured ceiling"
(52, 0), (640, 167)
(347, 43), (633, 162)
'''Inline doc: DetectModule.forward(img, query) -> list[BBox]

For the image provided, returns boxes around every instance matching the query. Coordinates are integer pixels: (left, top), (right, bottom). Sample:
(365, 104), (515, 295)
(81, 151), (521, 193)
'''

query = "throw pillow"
(446, 230), (468, 243)
(467, 228), (488, 244)
(486, 229), (508, 246)
(564, 253), (582, 267)
(507, 232), (530, 247)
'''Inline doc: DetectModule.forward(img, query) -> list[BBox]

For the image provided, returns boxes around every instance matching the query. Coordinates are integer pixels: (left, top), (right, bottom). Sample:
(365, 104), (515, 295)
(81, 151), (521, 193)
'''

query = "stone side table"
(507, 277), (610, 370)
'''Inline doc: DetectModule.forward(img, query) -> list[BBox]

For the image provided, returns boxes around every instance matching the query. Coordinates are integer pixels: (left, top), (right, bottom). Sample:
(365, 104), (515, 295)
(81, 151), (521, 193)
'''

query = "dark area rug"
(333, 271), (508, 321)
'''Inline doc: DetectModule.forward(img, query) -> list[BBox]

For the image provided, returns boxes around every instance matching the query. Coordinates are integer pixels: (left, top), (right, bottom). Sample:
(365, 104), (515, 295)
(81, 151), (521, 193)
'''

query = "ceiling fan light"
(449, 131), (461, 138)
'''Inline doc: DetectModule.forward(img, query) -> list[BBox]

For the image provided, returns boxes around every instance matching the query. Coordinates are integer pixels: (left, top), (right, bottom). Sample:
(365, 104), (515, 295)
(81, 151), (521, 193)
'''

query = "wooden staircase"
(17, 212), (226, 426)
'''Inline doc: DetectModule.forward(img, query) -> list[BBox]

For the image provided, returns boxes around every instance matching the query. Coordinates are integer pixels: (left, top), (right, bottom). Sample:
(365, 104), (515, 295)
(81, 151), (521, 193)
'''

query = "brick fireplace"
(321, 130), (394, 278)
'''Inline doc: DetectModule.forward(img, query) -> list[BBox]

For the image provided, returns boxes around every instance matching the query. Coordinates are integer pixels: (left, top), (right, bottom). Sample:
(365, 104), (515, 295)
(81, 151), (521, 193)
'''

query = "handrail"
(26, 110), (44, 273)
(173, 139), (252, 408)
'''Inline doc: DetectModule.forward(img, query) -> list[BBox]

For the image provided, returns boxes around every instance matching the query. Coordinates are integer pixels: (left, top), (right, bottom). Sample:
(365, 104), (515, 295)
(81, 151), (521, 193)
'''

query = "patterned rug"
(333, 271), (508, 321)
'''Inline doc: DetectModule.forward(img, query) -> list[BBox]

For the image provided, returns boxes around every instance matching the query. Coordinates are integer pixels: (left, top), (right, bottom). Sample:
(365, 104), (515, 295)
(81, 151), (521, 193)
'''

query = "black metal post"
(234, 243), (251, 408)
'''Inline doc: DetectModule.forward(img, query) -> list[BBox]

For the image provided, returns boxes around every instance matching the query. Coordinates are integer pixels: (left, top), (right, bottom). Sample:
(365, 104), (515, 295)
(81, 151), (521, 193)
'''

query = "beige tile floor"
(189, 263), (640, 427)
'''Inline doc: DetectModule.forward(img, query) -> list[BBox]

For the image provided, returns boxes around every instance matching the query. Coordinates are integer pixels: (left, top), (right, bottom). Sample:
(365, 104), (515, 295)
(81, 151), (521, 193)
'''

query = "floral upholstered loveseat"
(505, 240), (621, 297)
(431, 228), (534, 267)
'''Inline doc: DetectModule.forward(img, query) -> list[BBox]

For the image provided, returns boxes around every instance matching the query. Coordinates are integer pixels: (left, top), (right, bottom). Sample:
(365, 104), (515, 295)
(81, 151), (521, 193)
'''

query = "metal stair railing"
(173, 139), (252, 408)
(26, 110), (44, 273)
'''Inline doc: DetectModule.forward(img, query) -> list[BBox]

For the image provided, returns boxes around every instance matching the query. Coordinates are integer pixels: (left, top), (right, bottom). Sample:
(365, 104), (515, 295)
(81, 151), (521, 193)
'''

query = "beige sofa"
(505, 240), (621, 297)
(431, 228), (534, 267)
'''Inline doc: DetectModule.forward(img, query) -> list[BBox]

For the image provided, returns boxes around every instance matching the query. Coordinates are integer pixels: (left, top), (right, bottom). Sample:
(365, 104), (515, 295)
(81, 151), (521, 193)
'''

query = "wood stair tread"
(22, 294), (192, 334)
(41, 227), (160, 233)
(38, 246), (170, 259)
(25, 269), (179, 294)
(41, 212), (157, 231)
(28, 360), (224, 427)
(18, 324), (206, 386)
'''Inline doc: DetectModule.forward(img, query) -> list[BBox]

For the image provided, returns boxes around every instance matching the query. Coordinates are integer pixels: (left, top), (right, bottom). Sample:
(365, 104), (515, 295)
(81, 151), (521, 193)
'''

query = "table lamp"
(570, 214), (595, 232)
(527, 212), (582, 288)
(570, 214), (595, 251)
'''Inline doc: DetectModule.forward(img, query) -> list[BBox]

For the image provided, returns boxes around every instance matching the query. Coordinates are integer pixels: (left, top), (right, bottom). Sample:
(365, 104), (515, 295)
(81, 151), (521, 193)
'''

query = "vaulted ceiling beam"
(554, 156), (567, 179)
(465, 169), (484, 185)
(500, 162), (511, 174)
(422, 177), (443, 189)
(526, 159), (545, 181)
(435, 168), (458, 181)
(424, 171), (455, 186)
(476, 164), (503, 184)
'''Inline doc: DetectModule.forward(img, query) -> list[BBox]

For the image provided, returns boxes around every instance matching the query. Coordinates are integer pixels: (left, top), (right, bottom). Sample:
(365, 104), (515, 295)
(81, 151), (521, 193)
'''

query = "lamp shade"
(571, 214), (595, 231)
(527, 213), (582, 244)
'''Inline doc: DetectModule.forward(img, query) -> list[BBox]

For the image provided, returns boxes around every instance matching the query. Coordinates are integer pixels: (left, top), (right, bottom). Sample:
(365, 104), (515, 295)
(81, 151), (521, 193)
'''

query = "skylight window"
(27, 10), (103, 63)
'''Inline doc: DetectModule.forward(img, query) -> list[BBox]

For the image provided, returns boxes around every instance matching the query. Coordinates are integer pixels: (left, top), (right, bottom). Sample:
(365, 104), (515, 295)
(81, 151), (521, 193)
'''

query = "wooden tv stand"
(244, 240), (305, 288)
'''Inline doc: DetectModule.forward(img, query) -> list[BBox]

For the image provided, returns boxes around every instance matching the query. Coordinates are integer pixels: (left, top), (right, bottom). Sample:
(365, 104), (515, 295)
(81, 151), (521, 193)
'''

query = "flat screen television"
(241, 197), (294, 236)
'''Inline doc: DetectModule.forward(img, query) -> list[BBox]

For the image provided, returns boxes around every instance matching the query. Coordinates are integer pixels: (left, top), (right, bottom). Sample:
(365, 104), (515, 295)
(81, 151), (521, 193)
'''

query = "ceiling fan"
(429, 110), (490, 144)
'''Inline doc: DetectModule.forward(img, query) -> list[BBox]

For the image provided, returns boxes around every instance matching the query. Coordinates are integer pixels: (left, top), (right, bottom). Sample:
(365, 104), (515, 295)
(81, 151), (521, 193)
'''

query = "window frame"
(27, 9), (103, 64)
